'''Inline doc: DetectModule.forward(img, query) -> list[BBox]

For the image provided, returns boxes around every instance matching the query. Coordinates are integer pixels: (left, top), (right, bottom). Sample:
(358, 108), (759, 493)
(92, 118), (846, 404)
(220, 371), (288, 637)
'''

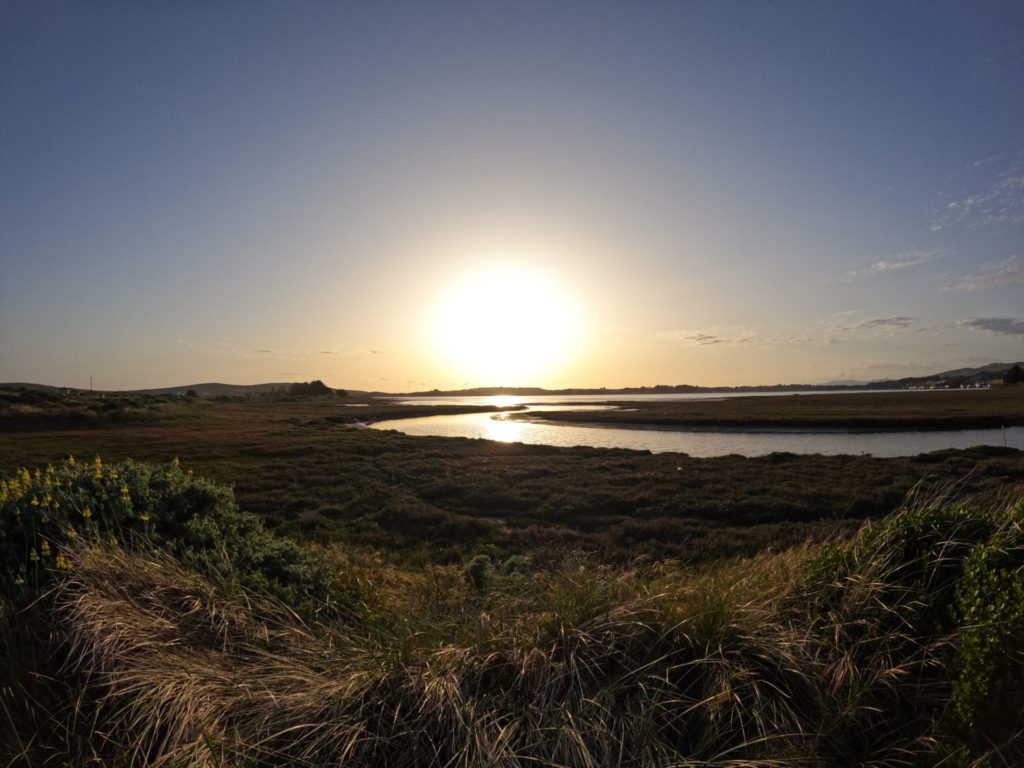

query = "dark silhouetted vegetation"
(288, 379), (336, 396)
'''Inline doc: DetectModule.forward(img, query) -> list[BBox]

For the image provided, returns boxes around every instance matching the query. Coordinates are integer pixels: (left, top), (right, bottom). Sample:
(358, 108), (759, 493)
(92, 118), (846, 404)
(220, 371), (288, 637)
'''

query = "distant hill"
(927, 362), (1021, 380)
(3, 362), (1019, 400)
(134, 382), (293, 396)
(866, 361), (1023, 390)
(0, 381), (361, 397)
(372, 361), (1024, 397)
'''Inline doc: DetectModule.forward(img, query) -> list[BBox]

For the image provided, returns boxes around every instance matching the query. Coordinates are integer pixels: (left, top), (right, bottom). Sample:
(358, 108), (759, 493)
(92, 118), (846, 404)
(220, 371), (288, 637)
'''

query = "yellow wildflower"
(82, 506), (92, 520)
(40, 540), (51, 556)
(29, 548), (39, 562)
(67, 454), (76, 465)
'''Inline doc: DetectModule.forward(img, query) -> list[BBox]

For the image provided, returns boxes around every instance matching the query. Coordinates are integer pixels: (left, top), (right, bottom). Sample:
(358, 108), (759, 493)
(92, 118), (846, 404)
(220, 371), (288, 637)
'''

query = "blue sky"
(1, 1), (1022, 389)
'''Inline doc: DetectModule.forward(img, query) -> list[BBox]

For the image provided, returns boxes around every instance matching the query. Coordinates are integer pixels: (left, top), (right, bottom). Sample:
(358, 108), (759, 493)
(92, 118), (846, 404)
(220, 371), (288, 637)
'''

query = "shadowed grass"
(2, 463), (1023, 766)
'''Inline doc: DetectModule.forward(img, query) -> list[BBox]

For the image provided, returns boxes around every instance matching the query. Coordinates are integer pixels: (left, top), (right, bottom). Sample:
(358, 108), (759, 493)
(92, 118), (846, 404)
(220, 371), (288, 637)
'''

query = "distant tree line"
(287, 380), (346, 397)
(1005, 364), (1024, 386)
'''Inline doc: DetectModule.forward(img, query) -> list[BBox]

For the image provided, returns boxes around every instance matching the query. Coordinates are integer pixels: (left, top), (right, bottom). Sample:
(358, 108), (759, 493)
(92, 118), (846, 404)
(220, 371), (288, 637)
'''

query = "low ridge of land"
(512, 387), (1024, 432)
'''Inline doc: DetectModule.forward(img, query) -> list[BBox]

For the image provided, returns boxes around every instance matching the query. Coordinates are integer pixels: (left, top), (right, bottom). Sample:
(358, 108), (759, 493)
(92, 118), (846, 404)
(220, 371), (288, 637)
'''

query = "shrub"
(287, 379), (333, 396)
(464, 554), (492, 593)
(804, 493), (1024, 761)
(502, 553), (532, 576)
(952, 534), (1024, 754)
(0, 457), (366, 619)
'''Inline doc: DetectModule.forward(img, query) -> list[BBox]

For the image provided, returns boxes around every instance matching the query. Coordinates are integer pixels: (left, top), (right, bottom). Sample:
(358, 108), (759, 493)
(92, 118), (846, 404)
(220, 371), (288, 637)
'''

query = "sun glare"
(430, 265), (582, 384)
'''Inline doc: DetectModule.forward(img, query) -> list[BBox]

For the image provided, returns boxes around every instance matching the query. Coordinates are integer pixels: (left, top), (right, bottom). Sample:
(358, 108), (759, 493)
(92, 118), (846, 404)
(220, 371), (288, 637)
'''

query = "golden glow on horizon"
(430, 265), (582, 385)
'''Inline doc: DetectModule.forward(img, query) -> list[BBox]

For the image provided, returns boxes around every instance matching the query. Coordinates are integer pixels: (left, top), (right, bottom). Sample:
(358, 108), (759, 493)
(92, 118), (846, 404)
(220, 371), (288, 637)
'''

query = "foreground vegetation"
(2, 458), (1024, 765)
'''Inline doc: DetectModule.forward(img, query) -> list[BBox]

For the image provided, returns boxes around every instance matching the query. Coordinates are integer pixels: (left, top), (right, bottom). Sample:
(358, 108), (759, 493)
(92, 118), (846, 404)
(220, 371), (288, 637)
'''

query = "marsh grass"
(4, 399), (1023, 566)
(2, 462), (1023, 766)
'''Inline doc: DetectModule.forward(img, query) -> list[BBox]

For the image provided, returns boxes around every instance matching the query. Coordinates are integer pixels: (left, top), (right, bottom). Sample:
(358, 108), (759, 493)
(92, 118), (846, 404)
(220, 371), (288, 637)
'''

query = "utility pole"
(90, 376), (93, 393)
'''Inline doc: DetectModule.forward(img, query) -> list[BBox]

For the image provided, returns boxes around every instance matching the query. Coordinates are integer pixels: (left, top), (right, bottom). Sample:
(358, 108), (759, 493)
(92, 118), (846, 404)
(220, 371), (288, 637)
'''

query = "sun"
(430, 265), (582, 385)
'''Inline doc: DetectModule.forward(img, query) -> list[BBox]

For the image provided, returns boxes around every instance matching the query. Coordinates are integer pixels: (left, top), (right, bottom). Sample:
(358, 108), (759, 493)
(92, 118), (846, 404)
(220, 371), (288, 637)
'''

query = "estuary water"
(369, 393), (1023, 458)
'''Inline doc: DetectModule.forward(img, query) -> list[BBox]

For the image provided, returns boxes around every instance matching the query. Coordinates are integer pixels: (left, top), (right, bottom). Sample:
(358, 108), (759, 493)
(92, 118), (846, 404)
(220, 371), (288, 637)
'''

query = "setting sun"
(429, 265), (582, 384)
(5, 4), (1024, 761)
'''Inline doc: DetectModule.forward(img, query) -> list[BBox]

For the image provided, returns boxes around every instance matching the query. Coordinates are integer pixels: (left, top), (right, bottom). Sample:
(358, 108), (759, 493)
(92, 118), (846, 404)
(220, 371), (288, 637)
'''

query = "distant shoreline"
(499, 388), (1024, 433)
(512, 414), (1022, 434)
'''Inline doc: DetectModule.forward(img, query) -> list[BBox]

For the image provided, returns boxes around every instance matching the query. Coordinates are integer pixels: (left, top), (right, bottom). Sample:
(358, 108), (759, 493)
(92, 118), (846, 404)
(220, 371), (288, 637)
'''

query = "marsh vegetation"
(2, 457), (1024, 765)
(2, 392), (1024, 764)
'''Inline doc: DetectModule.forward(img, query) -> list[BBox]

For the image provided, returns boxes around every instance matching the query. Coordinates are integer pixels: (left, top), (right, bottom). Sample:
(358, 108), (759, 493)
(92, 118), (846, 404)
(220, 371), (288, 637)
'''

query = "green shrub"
(502, 553), (532, 576)
(0, 457), (365, 618)
(464, 554), (492, 593)
(952, 536), (1024, 754)
(804, 495), (1024, 761)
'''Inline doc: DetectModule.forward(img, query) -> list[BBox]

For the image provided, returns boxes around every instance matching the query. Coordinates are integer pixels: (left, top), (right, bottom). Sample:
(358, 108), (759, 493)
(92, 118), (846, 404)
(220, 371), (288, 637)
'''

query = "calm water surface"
(370, 393), (1022, 458)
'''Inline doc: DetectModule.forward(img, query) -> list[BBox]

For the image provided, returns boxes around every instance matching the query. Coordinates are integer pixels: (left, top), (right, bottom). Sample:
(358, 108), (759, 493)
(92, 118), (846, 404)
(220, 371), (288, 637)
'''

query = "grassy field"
(4, 392), (1024, 764)
(515, 386), (1024, 430)
(2, 392), (1023, 563)
(2, 457), (1024, 765)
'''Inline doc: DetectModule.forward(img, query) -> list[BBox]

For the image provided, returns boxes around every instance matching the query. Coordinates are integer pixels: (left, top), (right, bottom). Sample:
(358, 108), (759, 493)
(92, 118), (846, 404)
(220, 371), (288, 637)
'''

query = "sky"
(1, 1), (1023, 391)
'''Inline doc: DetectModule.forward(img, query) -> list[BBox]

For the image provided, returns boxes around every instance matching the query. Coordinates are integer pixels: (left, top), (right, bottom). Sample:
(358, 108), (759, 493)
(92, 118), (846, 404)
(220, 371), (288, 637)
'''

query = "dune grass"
(2, 460), (1024, 766)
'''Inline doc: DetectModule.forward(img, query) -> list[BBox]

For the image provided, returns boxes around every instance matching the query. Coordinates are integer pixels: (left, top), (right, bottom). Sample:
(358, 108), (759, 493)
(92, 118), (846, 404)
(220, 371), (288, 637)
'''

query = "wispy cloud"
(932, 158), (1024, 231)
(661, 327), (826, 348)
(840, 316), (916, 332)
(816, 312), (934, 343)
(662, 314), (935, 350)
(836, 248), (944, 282)
(659, 328), (755, 346)
(872, 250), (944, 273)
(176, 339), (356, 361)
(946, 255), (1024, 291)
(958, 317), (1024, 336)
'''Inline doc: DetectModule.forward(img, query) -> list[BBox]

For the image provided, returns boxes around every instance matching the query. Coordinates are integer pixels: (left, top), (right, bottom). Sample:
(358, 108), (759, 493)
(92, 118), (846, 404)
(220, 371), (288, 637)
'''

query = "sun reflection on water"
(482, 412), (525, 443)
(488, 395), (522, 408)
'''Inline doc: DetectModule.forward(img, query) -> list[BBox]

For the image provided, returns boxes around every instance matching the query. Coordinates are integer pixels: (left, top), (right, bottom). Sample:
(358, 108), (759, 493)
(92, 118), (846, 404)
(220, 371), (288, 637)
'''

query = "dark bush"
(0, 457), (366, 619)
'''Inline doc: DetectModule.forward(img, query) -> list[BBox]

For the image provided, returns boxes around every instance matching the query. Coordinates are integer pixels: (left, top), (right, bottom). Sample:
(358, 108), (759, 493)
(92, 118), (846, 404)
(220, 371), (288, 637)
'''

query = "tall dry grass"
(3, 487), (1023, 766)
